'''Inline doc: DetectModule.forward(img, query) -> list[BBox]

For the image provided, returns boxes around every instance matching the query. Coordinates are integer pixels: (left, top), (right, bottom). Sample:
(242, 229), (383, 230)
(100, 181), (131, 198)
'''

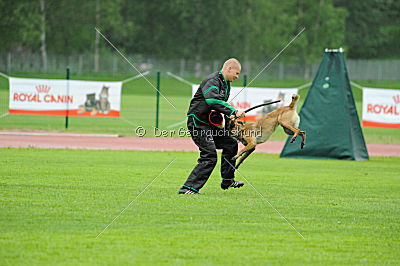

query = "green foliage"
(1, 0), (398, 61)
(0, 0), (41, 51)
(295, 0), (347, 62)
(334, 0), (400, 58)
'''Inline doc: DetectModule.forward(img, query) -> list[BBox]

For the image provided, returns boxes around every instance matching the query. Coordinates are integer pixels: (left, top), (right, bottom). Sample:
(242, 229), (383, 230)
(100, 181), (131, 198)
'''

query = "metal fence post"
(65, 67), (70, 129)
(243, 74), (247, 107)
(155, 71), (160, 129)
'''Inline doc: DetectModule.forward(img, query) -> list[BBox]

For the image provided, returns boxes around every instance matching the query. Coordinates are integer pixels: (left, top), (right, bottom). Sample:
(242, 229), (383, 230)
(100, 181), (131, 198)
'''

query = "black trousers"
(182, 117), (238, 191)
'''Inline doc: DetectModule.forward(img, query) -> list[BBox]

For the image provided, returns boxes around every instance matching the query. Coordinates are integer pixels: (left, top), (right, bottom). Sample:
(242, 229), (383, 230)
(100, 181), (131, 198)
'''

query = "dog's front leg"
(233, 138), (256, 160)
(235, 147), (256, 168)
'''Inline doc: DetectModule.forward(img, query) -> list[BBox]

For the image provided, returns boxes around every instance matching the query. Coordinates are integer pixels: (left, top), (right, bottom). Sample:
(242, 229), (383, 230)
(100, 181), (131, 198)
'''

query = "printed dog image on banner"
(97, 86), (111, 114)
(78, 86), (111, 116)
(9, 78), (122, 117)
(78, 93), (97, 115)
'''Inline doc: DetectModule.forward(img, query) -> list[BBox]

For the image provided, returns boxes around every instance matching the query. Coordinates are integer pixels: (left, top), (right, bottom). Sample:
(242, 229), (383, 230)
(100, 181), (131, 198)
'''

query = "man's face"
(225, 66), (241, 82)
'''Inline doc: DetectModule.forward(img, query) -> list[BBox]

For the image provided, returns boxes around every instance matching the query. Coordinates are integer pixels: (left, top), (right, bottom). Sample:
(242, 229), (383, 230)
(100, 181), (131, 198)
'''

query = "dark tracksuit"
(182, 71), (238, 192)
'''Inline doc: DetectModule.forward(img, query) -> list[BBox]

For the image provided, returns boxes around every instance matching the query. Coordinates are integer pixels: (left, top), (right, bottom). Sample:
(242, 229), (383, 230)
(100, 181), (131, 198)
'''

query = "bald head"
(222, 58), (241, 82)
(222, 58), (241, 71)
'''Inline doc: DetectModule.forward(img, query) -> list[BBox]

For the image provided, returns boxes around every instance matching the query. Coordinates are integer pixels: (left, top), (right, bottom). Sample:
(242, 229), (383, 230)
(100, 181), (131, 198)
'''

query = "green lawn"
(0, 74), (399, 143)
(0, 148), (399, 264)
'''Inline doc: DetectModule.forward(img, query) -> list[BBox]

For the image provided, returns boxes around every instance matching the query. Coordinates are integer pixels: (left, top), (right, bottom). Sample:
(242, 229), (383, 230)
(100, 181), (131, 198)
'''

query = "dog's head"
(227, 118), (248, 145)
(227, 118), (245, 136)
(86, 93), (96, 104)
(100, 86), (109, 99)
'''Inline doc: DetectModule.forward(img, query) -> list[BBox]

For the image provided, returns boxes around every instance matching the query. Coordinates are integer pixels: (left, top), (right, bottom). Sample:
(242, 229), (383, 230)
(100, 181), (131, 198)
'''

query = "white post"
(7, 52), (11, 74)
(78, 55), (83, 75)
(213, 60), (219, 72)
(279, 62), (284, 79)
(113, 55), (118, 76)
(179, 58), (185, 77)
(39, 0), (47, 73)
(94, 0), (100, 72)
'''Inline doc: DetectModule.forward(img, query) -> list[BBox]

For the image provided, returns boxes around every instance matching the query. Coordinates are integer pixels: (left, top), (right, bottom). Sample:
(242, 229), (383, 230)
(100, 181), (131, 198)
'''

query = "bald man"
(179, 58), (245, 194)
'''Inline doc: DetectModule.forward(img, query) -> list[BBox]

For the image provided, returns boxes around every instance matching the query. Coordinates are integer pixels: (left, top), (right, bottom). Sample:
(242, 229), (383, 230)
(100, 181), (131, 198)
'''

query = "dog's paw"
(301, 143), (305, 149)
(290, 137), (296, 143)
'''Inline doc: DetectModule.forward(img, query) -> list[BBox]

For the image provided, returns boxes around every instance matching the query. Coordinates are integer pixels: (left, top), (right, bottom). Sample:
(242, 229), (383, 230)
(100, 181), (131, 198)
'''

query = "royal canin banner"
(192, 85), (298, 121)
(9, 77), (122, 117)
(362, 87), (400, 128)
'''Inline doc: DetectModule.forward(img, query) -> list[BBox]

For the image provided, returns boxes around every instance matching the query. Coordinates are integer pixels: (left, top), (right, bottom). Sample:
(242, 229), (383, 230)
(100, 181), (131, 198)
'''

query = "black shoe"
(221, 180), (244, 190)
(178, 188), (200, 194)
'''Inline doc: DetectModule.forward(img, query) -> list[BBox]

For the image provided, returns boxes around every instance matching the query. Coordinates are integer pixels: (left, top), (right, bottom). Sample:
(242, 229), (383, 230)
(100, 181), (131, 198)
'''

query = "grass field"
(0, 73), (399, 143)
(1, 148), (399, 264)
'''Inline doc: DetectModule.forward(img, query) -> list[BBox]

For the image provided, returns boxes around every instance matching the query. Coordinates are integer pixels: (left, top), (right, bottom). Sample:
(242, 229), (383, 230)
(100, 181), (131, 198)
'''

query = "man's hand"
(235, 110), (245, 118)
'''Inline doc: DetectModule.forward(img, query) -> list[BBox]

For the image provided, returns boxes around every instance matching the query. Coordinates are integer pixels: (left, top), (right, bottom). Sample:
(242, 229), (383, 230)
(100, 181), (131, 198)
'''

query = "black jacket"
(187, 71), (236, 126)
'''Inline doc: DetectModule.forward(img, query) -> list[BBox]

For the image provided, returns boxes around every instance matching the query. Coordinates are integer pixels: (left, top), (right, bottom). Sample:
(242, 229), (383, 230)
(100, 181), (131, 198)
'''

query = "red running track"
(0, 131), (399, 157)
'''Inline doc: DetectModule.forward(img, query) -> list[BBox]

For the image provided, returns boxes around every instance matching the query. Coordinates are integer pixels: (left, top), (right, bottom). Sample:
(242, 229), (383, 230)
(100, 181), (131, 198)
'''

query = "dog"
(78, 86), (110, 115)
(96, 86), (110, 114)
(228, 94), (306, 168)
(78, 93), (98, 115)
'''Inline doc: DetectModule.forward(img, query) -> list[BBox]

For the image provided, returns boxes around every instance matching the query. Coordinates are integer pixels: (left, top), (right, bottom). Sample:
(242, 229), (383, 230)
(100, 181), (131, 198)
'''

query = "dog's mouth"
(227, 119), (235, 131)
(228, 120), (243, 131)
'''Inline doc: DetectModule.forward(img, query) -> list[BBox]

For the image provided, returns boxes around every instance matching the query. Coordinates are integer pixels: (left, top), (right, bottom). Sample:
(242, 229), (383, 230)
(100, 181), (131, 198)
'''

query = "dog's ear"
(226, 118), (234, 130)
(230, 120), (236, 130)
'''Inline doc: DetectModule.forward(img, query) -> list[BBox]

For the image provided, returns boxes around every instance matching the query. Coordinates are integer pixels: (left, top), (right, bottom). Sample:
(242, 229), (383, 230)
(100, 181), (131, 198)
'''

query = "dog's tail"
(289, 94), (300, 108)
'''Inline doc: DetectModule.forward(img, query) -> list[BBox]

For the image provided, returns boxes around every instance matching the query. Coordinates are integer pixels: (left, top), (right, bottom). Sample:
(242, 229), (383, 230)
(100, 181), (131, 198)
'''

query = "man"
(178, 58), (246, 194)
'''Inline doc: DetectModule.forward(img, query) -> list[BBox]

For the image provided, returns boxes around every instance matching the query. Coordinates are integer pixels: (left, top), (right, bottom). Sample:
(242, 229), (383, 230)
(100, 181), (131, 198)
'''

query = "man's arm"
(202, 79), (237, 116)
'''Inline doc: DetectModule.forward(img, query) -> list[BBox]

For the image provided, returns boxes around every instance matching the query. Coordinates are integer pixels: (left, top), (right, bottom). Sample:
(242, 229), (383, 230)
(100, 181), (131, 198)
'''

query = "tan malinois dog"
(228, 94), (306, 168)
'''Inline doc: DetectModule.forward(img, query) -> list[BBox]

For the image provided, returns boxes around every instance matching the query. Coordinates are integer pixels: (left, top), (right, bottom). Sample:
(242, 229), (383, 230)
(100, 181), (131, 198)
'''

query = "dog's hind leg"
(235, 147), (255, 169)
(300, 131), (306, 149)
(279, 121), (302, 143)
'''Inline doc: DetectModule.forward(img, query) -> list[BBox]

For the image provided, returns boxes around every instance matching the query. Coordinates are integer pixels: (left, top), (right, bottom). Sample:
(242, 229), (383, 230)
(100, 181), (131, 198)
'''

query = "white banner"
(9, 77), (122, 117)
(362, 87), (400, 128)
(192, 85), (298, 121)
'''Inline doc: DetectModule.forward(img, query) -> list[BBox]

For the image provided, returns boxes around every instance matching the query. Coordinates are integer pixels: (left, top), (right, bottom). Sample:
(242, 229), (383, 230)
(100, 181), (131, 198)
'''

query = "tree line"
(0, 0), (399, 72)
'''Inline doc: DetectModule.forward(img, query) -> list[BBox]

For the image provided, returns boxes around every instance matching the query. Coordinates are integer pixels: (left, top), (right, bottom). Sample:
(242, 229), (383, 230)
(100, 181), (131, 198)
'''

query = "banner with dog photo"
(9, 77), (122, 117)
(192, 85), (298, 121)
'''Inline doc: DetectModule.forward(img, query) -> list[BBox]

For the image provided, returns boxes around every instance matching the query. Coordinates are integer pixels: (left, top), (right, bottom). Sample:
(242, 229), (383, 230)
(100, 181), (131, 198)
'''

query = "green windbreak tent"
(280, 48), (369, 160)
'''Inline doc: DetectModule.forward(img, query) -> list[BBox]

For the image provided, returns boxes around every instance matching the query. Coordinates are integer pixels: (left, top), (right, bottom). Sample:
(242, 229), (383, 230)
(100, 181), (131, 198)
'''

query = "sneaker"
(221, 180), (244, 190)
(178, 188), (200, 194)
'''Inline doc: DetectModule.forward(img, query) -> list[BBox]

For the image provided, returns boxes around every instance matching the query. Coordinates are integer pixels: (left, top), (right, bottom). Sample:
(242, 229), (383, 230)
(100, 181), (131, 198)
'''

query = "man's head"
(222, 58), (241, 82)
